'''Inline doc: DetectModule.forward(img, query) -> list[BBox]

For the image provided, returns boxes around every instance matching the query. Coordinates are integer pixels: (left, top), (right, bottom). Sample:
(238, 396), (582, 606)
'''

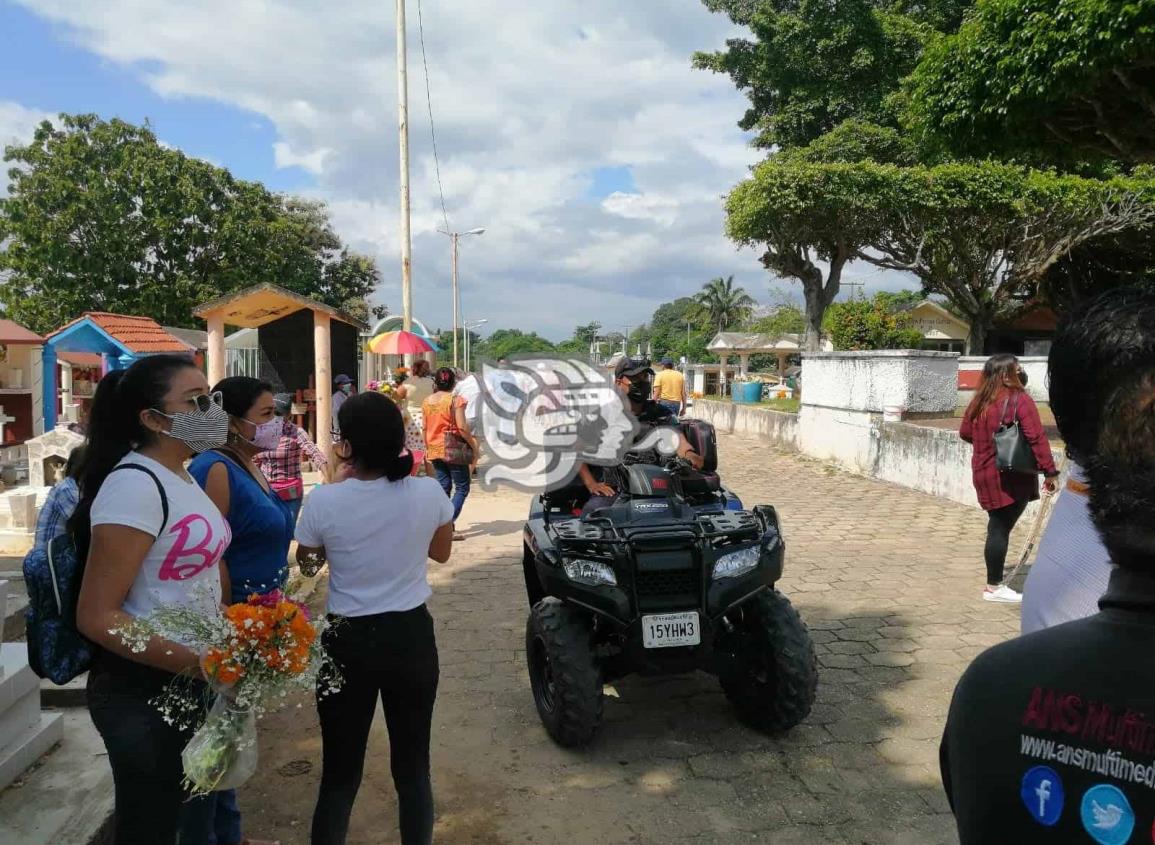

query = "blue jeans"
(180, 789), (242, 845)
(87, 654), (210, 845)
(658, 399), (681, 416)
(432, 460), (470, 522)
(284, 495), (303, 525)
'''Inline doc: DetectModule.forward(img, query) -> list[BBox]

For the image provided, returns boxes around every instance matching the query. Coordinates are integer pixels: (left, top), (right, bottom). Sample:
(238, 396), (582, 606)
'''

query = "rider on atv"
(576, 357), (703, 514)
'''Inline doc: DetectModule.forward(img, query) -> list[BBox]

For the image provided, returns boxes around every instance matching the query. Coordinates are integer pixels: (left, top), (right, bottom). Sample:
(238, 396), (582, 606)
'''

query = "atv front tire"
(526, 598), (603, 747)
(720, 589), (817, 733)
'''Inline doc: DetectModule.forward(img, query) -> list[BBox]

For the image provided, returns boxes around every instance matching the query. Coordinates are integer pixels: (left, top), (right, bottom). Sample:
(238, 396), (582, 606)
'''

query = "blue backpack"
(23, 463), (169, 685)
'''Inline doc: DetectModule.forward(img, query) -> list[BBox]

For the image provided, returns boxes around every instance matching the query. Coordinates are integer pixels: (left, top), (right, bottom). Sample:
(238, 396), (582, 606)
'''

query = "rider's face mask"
(626, 376), (652, 404)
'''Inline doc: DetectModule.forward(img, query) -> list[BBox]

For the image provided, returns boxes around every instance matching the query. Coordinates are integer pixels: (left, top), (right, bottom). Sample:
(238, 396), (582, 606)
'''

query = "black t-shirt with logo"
(941, 568), (1155, 844)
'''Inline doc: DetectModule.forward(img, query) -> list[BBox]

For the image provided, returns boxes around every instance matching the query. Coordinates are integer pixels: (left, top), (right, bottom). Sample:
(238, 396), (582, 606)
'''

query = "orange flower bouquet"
(118, 589), (337, 795)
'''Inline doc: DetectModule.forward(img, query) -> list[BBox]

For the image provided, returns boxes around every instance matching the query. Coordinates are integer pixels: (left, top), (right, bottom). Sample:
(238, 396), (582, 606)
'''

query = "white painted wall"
(959, 356), (1048, 403)
(802, 351), (959, 413)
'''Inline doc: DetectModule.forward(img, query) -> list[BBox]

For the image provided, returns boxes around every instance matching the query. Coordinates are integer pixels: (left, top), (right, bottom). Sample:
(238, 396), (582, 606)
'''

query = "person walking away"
(941, 285), (1155, 842)
(423, 368), (478, 540)
(400, 360), (435, 453)
(182, 377), (292, 845)
(1016, 292), (1153, 633)
(959, 354), (1058, 603)
(331, 375), (354, 441)
(653, 357), (686, 417)
(73, 355), (232, 845)
(254, 393), (330, 523)
(296, 392), (454, 845)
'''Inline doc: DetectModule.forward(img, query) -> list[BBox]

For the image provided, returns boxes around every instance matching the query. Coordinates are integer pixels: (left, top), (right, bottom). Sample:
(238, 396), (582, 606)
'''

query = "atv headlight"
(563, 558), (618, 587)
(713, 546), (760, 580)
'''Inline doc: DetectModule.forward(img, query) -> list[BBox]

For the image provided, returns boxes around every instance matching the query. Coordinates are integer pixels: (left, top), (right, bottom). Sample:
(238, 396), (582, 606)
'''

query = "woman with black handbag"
(422, 367), (478, 541)
(960, 354), (1059, 603)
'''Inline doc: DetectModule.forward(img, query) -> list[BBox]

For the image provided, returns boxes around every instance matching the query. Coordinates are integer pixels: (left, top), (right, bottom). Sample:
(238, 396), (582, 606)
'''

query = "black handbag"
(993, 394), (1039, 474)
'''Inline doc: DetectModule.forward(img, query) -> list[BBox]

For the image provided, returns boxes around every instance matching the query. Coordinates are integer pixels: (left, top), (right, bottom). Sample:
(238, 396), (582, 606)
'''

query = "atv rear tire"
(720, 589), (817, 733)
(526, 598), (603, 747)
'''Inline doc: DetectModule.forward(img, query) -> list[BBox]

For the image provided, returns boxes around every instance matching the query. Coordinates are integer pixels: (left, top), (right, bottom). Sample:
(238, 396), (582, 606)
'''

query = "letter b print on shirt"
(158, 514), (229, 581)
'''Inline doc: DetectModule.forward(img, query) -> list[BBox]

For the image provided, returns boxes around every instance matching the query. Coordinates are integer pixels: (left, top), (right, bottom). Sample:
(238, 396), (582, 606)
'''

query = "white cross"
(0, 406), (15, 444)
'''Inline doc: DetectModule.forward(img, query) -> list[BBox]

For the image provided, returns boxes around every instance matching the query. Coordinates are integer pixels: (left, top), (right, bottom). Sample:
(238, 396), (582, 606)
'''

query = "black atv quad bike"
(521, 419), (818, 747)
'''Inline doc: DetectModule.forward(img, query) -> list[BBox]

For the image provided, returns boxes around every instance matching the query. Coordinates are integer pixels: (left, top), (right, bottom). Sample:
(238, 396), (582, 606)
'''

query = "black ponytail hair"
(433, 366), (457, 392)
(337, 391), (413, 481)
(68, 354), (200, 555)
(212, 375), (274, 425)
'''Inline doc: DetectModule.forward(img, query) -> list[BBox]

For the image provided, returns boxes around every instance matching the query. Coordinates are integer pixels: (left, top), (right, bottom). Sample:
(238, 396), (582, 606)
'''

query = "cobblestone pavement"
(242, 435), (1027, 844)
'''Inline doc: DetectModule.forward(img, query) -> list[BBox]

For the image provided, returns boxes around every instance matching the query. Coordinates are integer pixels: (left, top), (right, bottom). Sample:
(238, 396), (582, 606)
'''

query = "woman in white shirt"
(399, 359), (435, 453)
(73, 354), (233, 845)
(296, 391), (453, 845)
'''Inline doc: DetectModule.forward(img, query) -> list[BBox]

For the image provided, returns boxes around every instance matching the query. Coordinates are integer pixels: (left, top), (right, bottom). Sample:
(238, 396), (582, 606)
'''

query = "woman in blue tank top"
(183, 376), (291, 845)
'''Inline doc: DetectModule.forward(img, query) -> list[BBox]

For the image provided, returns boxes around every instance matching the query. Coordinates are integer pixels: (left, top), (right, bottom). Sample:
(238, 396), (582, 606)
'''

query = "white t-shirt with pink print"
(91, 452), (230, 621)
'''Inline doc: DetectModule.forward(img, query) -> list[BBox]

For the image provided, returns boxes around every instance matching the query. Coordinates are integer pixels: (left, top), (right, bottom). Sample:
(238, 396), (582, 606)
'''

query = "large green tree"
(0, 113), (378, 333)
(695, 0), (935, 149)
(860, 162), (1155, 351)
(906, 0), (1155, 164)
(694, 275), (756, 334)
(480, 329), (557, 360)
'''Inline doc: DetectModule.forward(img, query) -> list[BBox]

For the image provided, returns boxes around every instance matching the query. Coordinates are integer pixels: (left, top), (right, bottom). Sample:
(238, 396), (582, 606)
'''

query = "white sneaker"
(983, 585), (1023, 603)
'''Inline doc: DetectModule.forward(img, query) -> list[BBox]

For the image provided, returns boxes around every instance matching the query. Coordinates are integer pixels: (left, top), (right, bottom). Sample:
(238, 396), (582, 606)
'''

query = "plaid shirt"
(254, 420), (328, 484)
(960, 389), (1057, 511)
(34, 476), (79, 551)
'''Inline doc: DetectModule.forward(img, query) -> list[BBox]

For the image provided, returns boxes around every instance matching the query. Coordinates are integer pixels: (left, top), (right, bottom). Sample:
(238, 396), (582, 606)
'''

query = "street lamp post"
(438, 228), (486, 368)
(464, 318), (488, 372)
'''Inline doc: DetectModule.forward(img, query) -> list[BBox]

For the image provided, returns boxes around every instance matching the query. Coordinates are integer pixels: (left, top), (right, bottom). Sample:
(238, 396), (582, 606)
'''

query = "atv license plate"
(642, 612), (701, 649)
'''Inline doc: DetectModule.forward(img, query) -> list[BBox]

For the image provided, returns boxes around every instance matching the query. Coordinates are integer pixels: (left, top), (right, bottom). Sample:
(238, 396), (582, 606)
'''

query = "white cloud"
(272, 141), (329, 175)
(9, 1), (917, 339)
(0, 102), (55, 198)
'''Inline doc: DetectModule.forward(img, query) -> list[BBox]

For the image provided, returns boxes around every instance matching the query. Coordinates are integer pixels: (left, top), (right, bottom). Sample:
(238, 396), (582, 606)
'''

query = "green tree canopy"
(480, 329), (557, 360)
(748, 304), (807, 336)
(694, 0), (934, 149)
(0, 113), (378, 333)
(826, 294), (925, 350)
(694, 275), (756, 334)
(905, 0), (1155, 165)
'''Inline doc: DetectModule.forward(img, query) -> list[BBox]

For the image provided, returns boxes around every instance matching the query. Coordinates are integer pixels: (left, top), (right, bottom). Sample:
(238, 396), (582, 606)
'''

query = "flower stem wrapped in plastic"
(117, 589), (340, 796)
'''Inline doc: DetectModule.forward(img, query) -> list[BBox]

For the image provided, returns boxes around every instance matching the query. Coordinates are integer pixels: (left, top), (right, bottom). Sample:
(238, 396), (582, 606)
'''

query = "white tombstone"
(26, 426), (85, 488)
(0, 575), (64, 790)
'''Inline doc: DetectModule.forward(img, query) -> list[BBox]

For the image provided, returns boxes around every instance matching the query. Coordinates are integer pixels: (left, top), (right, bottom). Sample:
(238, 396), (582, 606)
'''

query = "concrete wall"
(690, 399), (798, 452)
(959, 356), (1048, 403)
(802, 350), (959, 414)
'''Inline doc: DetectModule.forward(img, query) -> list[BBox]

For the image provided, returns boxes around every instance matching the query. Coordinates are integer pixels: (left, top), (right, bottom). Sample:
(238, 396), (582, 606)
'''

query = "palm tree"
(694, 275), (755, 334)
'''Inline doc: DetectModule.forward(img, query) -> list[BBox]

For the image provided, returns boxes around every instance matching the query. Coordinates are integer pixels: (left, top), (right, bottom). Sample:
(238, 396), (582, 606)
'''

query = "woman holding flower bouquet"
(74, 354), (232, 845)
(181, 376), (293, 845)
(296, 391), (454, 845)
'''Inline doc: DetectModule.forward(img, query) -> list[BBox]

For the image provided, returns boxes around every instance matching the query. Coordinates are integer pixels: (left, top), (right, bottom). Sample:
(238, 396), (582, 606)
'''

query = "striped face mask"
(152, 391), (230, 453)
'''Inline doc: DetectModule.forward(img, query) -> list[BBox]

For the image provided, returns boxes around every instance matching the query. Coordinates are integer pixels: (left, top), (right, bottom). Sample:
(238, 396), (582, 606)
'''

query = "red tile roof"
(0, 319), (44, 345)
(49, 312), (194, 354)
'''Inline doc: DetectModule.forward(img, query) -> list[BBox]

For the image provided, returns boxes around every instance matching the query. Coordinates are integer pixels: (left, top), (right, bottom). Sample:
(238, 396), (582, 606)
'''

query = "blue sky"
(0, 1), (313, 191)
(0, 0), (917, 339)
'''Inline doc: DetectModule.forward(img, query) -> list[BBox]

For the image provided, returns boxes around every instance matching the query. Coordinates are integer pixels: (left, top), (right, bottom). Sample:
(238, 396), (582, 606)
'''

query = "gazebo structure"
(194, 284), (366, 465)
(42, 313), (195, 430)
(706, 331), (814, 380)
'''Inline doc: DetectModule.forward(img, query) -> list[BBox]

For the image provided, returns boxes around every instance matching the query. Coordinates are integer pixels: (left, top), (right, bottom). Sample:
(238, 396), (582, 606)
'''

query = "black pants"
(87, 652), (208, 845)
(312, 605), (440, 845)
(984, 499), (1029, 585)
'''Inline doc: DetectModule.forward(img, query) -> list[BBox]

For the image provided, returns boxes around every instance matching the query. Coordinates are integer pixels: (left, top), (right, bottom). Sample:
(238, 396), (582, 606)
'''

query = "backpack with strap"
(22, 463), (170, 685)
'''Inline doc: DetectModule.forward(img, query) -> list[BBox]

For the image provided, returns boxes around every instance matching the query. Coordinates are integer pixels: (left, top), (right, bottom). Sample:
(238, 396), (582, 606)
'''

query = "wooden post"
(314, 311), (333, 468)
(207, 313), (226, 387)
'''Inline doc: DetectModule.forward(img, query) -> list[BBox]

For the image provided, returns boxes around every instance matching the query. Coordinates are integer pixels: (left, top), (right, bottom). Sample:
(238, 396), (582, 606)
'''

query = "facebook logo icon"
(1021, 766), (1065, 827)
